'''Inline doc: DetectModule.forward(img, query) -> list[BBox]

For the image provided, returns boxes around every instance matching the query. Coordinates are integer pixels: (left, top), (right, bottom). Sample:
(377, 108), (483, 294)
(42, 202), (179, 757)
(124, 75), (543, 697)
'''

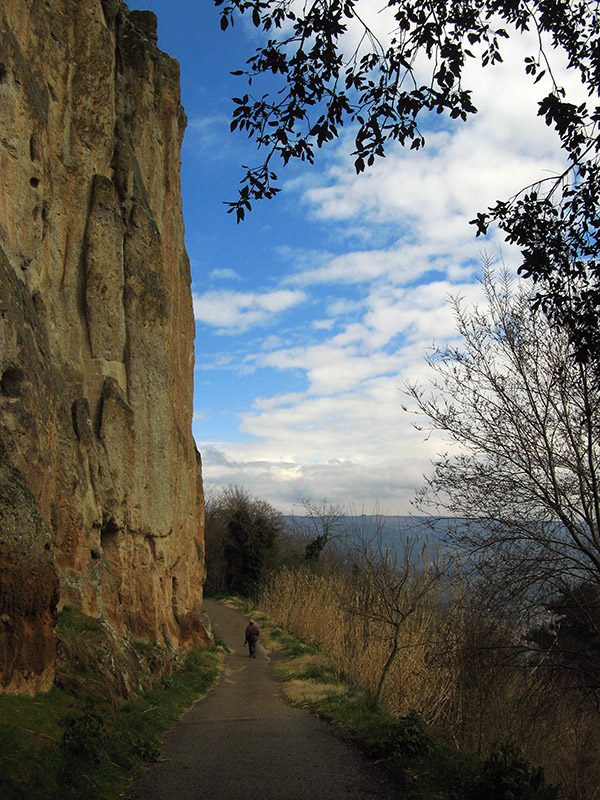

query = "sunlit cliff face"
(0, 0), (207, 694)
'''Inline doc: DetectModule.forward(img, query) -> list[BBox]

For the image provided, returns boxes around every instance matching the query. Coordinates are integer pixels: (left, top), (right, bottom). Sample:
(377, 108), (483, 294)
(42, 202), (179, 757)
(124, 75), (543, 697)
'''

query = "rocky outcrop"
(0, 0), (207, 694)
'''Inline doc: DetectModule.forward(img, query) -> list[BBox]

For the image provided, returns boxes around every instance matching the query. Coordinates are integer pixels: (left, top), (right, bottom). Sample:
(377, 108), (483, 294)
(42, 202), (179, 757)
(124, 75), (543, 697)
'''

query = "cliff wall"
(0, 0), (207, 694)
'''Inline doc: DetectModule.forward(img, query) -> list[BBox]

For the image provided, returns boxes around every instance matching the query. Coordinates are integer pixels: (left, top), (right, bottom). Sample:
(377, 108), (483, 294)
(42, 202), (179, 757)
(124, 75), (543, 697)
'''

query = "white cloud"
(196, 276), (487, 513)
(193, 288), (307, 333)
(184, 114), (231, 158)
(192, 20), (578, 513)
(209, 268), (241, 281)
(312, 318), (336, 331)
(199, 388), (457, 515)
(278, 28), (568, 301)
(294, 114), (564, 251)
(288, 246), (431, 287)
(200, 456), (426, 516)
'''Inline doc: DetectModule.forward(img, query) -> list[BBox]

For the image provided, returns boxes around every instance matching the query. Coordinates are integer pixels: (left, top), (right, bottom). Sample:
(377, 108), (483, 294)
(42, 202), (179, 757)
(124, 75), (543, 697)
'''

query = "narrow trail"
(123, 599), (403, 800)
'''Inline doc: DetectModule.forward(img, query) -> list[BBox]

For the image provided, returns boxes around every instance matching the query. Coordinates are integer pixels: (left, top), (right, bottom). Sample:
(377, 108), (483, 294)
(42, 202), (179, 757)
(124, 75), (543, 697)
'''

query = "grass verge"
(0, 607), (223, 800)
(227, 595), (559, 800)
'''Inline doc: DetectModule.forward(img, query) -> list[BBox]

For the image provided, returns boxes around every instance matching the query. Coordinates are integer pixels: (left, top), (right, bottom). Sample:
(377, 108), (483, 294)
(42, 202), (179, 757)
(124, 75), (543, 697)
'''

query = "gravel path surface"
(123, 598), (403, 800)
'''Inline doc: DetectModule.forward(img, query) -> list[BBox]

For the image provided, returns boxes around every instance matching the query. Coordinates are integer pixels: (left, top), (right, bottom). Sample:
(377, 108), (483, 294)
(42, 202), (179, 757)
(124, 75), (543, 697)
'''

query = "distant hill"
(282, 514), (468, 552)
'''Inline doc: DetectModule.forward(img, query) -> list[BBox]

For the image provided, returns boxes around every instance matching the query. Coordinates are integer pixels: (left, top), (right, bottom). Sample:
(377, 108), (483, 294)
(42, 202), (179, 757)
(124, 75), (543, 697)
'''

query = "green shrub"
(414, 745), (482, 800)
(298, 662), (339, 683)
(131, 735), (162, 762)
(160, 674), (174, 690)
(469, 743), (559, 800)
(389, 710), (437, 759)
(61, 704), (107, 766)
(56, 605), (102, 634)
(213, 633), (230, 651)
(0, 648), (219, 800)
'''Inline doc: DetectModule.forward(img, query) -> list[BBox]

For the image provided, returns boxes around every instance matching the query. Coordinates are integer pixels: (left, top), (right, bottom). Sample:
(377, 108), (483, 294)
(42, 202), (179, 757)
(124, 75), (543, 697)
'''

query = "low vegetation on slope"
(0, 606), (221, 800)
(278, 570), (597, 798)
(224, 594), (559, 800)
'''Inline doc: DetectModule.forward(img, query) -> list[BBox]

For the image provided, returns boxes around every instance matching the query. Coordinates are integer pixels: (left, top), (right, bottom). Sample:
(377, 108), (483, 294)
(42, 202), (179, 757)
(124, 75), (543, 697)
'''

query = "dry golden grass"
(274, 652), (327, 675)
(258, 568), (600, 799)
(259, 569), (455, 718)
(281, 679), (348, 706)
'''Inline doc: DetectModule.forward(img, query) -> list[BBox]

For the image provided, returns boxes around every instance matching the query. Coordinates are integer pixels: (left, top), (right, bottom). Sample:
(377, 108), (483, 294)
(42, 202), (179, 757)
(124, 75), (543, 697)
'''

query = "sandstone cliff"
(0, 0), (207, 694)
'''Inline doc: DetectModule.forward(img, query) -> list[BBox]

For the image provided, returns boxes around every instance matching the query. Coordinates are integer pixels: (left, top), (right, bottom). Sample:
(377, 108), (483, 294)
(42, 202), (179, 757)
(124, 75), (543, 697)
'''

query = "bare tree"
(406, 264), (600, 616)
(344, 520), (443, 704)
(294, 495), (347, 563)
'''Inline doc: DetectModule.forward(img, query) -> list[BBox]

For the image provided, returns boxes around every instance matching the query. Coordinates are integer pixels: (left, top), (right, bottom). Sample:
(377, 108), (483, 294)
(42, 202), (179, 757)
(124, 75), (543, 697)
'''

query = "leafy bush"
(204, 486), (282, 596)
(132, 735), (162, 762)
(0, 647), (219, 800)
(56, 605), (102, 634)
(160, 674), (174, 690)
(469, 743), (559, 800)
(389, 710), (437, 759)
(213, 633), (230, 652)
(61, 704), (107, 765)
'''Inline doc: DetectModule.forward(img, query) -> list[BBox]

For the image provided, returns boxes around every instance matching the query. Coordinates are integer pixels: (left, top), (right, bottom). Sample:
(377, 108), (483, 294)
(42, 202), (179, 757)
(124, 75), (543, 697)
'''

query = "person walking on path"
(245, 619), (260, 657)
(123, 599), (402, 800)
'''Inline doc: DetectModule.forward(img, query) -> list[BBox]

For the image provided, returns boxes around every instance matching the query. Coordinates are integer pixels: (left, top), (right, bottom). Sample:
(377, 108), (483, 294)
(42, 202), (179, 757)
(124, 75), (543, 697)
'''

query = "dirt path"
(123, 599), (403, 800)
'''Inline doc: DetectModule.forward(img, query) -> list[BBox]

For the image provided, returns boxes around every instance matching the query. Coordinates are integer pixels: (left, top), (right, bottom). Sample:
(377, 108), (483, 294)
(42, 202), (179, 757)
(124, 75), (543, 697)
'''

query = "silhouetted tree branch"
(406, 264), (600, 618)
(217, 0), (600, 365)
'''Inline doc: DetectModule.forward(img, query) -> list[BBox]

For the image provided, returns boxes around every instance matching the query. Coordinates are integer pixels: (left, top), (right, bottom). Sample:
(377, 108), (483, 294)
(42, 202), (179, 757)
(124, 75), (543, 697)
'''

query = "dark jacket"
(245, 622), (260, 643)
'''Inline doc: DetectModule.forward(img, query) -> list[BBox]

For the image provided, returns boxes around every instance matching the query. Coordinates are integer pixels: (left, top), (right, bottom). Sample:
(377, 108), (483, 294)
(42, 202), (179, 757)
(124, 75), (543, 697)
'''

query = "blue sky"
(134, 0), (568, 514)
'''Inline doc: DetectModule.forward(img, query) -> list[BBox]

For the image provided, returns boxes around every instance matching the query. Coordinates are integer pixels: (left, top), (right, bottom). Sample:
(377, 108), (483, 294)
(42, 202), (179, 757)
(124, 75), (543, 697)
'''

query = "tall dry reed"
(259, 568), (460, 719)
(258, 567), (600, 799)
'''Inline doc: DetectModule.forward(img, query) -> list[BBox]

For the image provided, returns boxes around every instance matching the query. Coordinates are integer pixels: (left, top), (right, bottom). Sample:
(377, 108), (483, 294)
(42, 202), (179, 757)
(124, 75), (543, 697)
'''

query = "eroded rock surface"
(0, 0), (207, 693)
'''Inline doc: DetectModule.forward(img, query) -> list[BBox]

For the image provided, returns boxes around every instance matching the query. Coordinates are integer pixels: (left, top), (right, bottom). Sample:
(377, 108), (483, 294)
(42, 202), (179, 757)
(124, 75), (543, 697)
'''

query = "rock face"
(0, 0), (207, 694)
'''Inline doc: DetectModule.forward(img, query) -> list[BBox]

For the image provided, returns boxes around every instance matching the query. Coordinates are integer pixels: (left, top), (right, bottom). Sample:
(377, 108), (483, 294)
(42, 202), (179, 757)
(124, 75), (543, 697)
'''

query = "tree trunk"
(375, 622), (401, 704)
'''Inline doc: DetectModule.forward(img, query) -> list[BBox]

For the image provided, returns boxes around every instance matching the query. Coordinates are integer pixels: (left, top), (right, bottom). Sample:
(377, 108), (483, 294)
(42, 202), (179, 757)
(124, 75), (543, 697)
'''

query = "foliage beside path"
(0, 606), (222, 800)
(223, 594), (558, 800)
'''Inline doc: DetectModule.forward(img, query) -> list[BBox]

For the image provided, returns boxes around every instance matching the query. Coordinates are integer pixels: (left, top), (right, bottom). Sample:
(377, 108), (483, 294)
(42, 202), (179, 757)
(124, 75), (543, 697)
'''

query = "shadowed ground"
(123, 598), (403, 800)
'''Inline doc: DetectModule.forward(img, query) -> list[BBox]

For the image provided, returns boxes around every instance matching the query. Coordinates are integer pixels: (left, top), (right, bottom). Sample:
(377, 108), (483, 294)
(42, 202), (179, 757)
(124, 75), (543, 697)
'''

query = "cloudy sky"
(137, 0), (567, 514)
